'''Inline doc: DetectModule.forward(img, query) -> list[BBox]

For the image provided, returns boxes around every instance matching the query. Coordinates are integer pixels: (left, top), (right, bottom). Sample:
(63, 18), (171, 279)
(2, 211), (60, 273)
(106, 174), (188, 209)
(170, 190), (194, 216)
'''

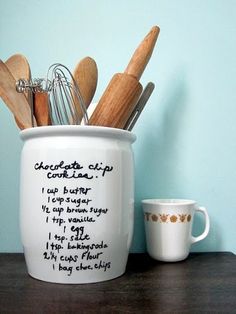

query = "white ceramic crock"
(20, 125), (136, 284)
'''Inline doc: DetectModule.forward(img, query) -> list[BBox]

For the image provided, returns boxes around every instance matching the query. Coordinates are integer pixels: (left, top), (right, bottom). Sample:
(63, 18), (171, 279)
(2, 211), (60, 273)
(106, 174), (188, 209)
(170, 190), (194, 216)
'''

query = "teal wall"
(0, 0), (235, 253)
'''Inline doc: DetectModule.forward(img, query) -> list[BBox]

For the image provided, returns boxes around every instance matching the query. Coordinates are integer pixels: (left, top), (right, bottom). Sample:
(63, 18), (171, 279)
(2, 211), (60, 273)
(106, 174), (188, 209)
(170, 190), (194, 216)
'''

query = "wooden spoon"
(5, 54), (32, 129)
(0, 59), (36, 128)
(72, 57), (98, 122)
(5, 54), (31, 89)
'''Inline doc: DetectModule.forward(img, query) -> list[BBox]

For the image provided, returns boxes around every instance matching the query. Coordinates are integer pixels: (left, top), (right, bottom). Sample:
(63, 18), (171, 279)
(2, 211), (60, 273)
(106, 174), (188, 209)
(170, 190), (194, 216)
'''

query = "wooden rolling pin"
(89, 26), (160, 128)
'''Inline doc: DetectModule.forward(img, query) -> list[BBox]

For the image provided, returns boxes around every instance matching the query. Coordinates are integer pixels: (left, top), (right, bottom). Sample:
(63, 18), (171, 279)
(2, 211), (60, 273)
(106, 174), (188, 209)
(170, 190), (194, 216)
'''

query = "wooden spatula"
(0, 59), (36, 129)
(5, 54), (32, 129)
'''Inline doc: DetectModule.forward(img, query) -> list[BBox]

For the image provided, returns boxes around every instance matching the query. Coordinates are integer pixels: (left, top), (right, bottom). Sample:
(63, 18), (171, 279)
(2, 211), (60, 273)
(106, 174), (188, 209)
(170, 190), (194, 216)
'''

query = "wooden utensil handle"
(34, 93), (51, 126)
(124, 26), (160, 80)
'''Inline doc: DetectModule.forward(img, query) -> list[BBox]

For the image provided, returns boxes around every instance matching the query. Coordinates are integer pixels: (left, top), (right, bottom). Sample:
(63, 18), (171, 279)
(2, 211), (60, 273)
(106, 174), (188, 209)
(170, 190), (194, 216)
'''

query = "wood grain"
(89, 26), (159, 128)
(34, 92), (51, 126)
(89, 73), (142, 128)
(5, 54), (31, 86)
(0, 60), (36, 129)
(0, 253), (235, 313)
(5, 54), (32, 129)
(72, 57), (98, 122)
(125, 26), (160, 80)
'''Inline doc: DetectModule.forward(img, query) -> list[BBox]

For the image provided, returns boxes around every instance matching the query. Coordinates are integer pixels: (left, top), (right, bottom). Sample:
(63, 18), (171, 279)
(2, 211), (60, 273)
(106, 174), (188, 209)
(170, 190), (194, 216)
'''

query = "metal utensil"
(124, 82), (155, 131)
(16, 63), (89, 125)
(46, 63), (88, 125)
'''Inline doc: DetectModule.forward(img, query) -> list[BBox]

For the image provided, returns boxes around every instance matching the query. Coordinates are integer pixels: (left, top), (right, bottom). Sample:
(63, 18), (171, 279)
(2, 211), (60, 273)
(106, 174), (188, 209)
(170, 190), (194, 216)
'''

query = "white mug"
(142, 199), (210, 262)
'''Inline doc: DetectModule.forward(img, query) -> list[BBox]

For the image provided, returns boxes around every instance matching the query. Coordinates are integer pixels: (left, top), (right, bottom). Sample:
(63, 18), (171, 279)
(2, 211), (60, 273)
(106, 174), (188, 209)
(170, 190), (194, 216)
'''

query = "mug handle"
(191, 206), (210, 244)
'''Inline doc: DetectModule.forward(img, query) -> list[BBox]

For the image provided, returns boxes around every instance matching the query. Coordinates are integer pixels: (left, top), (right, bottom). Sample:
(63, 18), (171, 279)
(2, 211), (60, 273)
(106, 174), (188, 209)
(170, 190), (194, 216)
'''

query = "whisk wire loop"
(46, 63), (89, 125)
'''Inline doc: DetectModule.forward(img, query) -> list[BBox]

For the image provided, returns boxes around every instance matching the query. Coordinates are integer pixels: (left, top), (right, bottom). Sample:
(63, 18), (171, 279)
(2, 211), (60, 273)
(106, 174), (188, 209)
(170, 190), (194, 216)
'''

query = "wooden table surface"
(0, 252), (235, 313)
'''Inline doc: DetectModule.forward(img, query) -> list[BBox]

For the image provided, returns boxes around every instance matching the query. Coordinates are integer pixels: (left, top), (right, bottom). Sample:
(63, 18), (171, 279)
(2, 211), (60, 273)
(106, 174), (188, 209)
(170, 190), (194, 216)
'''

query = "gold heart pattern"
(144, 212), (192, 223)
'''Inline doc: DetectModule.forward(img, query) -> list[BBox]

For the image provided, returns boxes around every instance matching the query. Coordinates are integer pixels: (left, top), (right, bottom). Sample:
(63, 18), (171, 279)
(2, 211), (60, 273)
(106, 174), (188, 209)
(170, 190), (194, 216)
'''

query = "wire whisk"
(16, 63), (89, 126)
(46, 63), (88, 125)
